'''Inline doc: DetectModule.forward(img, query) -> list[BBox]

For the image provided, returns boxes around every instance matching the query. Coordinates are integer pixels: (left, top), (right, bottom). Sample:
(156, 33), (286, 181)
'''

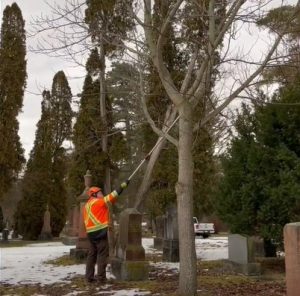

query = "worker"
(83, 180), (129, 283)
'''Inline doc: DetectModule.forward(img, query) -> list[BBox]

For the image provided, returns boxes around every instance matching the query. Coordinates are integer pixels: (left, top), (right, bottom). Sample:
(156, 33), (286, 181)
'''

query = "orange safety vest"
(83, 190), (118, 233)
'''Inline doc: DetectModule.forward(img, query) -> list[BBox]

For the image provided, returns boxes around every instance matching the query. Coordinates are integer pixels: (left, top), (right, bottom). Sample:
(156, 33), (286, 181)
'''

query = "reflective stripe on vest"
(84, 191), (119, 233)
(85, 199), (98, 227)
(104, 190), (118, 205)
(84, 199), (108, 232)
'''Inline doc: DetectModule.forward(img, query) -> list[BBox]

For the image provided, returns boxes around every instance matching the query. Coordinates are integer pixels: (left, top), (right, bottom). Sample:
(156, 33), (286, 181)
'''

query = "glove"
(121, 179), (130, 189)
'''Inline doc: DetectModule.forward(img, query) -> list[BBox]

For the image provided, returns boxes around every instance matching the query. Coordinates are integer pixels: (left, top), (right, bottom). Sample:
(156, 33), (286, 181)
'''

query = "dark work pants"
(85, 231), (109, 281)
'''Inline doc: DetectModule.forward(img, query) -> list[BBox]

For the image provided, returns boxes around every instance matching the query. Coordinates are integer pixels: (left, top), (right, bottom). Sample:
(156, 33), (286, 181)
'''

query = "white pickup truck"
(193, 217), (215, 238)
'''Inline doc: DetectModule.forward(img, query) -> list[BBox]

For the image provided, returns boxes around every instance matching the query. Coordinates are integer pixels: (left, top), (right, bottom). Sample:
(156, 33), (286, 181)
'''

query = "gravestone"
(252, 236), (265, 258)
(38, 204), (52, 240)
(70, 170), (91, 259)
(11, 228), (19, 239)
(1, 228), (9, 243)
(154, 215), (165, 250)
(111, 208), (149, 281)
(62, 205), (79, 245)
(162, 204), (179, 262)
(284, 222), (300, 296)
(1, 220), (10, 243)
(228, 234), (261, 275)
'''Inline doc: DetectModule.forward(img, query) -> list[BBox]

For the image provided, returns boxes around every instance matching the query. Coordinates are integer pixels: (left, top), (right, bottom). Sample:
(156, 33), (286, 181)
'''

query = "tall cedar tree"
(69, 52), (129, 201)
(106, 62), (137, 169)
(85, 0), (133, 56)
(218, 84), (300, 256)
(49, 71), (73, 236)
(69, 50), (107, 197)
(106, 62), (142, 208)
(16, 91), (53, 239)
(0, 3), (26, 199)
(15, 72), (72, 239)
(84, 0), (134, 193)
(257, 5), (300, 85)
(68, 56), (107, 197)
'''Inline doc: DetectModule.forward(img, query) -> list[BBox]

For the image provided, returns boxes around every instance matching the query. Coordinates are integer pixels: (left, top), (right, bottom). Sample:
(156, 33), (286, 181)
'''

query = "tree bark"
(98, 38), (111, 194)
(176, 102), (197, 296)
(98, 37), (114, 257)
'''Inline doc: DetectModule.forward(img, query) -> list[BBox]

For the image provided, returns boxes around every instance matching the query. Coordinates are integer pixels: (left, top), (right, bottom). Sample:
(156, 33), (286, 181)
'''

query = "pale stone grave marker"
(162, 204), (179, 262)
(154, 215), (165, 250)
(228, 234), (261, 275)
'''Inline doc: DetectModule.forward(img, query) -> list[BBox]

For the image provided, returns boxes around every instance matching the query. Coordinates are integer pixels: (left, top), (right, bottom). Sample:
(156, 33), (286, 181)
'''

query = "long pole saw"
(127, 114), (180, 181)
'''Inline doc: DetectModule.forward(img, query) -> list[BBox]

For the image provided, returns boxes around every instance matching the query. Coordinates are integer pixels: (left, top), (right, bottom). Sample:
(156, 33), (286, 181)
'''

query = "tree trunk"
(134, 137), (166, 211)
(98, 38), (114, 256)
(98, 39), (111, 194)
(134, 106), (177, 211)
(176, 103), (197, 296)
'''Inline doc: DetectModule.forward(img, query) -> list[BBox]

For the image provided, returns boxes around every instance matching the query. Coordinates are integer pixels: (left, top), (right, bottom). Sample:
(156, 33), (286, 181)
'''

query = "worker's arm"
(103, 180), (130, 205)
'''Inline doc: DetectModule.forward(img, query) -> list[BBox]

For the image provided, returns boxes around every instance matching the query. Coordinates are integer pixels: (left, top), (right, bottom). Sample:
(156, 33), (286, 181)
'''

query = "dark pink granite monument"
(70, 170), (91, 259)
(284, 222), (300, 296)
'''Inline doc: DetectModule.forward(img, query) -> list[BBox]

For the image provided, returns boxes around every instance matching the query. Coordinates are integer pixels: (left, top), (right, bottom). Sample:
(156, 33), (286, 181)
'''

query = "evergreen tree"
(68, 54), (130, 202)
(48, 71), (73, 236)
(105, 62), (143, 209)
(69, 50), (108, 197)
(84, 0), (134, 193)
(257, 5), (300, 85)
(84, 0), (133, 56)
(50, 147), (69, 236)
(16, 91), (53, 239)
(50, 71), (73, 148)
(105, 63), (134, 179)
(68, 72), (107, 197)
(193, 126), (219, 219)
(0, 3), (26, 199)
(218, 84), (300, 256)
(16, 72), (73, 239)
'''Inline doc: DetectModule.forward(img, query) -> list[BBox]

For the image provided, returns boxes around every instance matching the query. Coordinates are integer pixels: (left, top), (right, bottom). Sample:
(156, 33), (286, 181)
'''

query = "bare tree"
(30, 1), (299, 295)
(135, 1), (298, 295)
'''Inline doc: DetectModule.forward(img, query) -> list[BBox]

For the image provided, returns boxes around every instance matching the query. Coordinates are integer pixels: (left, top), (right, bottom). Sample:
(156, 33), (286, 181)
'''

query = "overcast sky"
(0, 0), (298, 160)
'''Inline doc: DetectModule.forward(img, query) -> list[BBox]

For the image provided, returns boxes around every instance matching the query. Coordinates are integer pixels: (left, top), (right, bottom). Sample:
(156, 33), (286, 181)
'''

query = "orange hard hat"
(88, 186), (101, 197)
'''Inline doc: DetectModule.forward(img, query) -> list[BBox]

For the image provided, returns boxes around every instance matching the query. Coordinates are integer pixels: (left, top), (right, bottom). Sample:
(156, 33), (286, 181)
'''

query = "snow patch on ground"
(0, 236), (228, 292)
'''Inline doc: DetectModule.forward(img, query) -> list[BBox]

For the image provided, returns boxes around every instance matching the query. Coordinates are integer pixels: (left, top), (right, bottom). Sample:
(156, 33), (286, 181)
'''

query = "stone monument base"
(163, 239), (179, 262)
(38, 232), (53, 241)
(154, 237), (163, 250)
(230, 261), (261, 276)
(111, 257), (149, 281)
(70, 247), (88, 260)
(62, 236), (77, 245)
